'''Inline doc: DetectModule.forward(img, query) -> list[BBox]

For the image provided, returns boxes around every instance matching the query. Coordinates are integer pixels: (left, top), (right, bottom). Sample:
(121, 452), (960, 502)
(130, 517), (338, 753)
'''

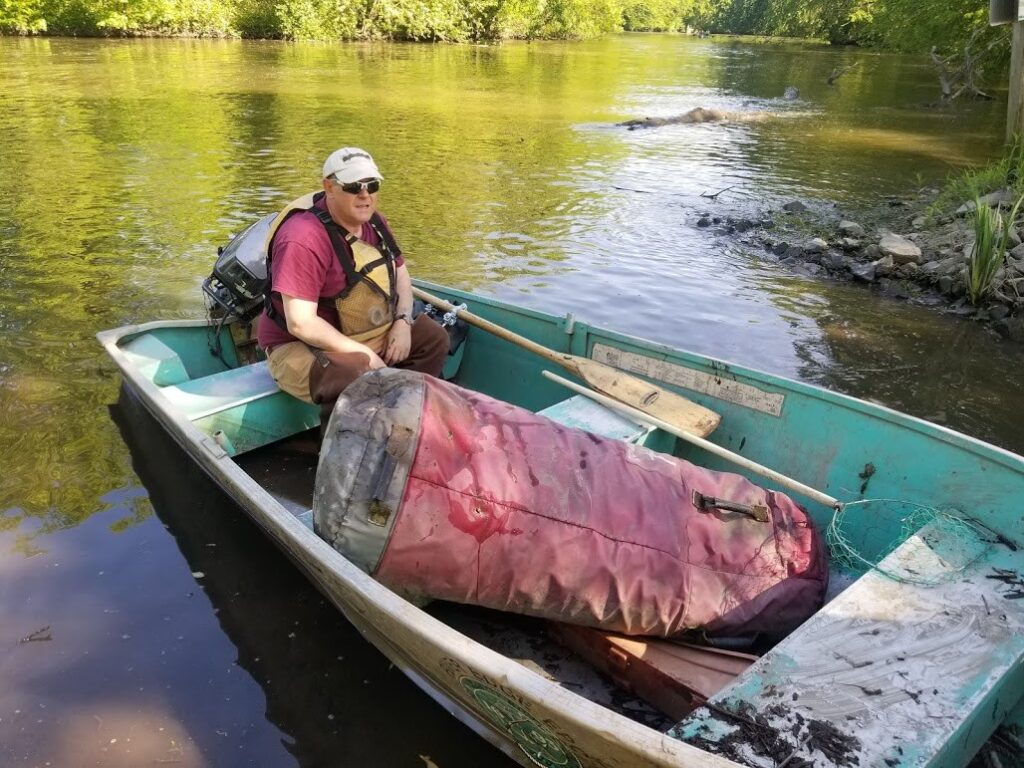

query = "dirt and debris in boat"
(427, 603), (672, 730)
(967, 724), (1024, 768)
(685, 701), (861, 768)
(986, 567), (1024, 599)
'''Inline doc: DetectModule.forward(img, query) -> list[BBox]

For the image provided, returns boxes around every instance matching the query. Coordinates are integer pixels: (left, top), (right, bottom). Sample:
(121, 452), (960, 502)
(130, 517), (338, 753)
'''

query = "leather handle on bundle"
(413, 285), (721, 439)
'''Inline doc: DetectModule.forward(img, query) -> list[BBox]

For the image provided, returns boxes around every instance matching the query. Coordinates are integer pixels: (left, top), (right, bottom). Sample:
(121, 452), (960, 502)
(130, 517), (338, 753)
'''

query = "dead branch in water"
(700, 186), (736, 201)
(827, 62), (859, 86)
(930, 27), (994, 101)
(618, 107), (730, 130)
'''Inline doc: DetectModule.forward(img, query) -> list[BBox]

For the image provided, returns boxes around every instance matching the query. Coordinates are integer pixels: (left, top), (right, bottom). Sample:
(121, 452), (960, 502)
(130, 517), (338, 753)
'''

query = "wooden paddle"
(413, 286), (721, 438)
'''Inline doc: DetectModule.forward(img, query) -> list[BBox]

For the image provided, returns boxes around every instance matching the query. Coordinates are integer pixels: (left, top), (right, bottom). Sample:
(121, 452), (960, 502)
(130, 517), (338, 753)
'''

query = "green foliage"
(0, 0), (1010, 49)
(872, 1), (1010, 80)
(621, 0), (689, 32)
(360, 0), (473, 41)
(872, 1), (986, 53)
(0, 0), (628, 39)
(6, 0), (235, 35)
(966, 194), (1023, 304)
(232, 0), (280, 36)
(693, 0), (875, 43)
(496, 0), (622, 40)
(688, 0), (1006, 63)
(0, 0), (47, 32)
(274, 0), (358, 40)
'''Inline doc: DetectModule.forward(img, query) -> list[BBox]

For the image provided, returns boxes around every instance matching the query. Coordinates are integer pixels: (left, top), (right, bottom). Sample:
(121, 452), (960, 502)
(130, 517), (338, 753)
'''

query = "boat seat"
(120, 333), (189, 387)
(538, 394), (653, 443)
(549, 623), (756, 721)
(669, 518), (1024, 767)
(160, 361), (281, 420)
(159, 362), (320, 455)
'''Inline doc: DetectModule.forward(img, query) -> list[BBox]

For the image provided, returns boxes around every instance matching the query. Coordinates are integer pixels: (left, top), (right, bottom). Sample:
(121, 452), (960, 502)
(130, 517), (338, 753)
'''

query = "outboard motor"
(203, 212), (276, 323)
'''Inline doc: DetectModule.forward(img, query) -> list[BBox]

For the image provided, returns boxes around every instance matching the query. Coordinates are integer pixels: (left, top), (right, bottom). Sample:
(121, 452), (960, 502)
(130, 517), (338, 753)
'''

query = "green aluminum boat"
(98, 280), (1024, 768)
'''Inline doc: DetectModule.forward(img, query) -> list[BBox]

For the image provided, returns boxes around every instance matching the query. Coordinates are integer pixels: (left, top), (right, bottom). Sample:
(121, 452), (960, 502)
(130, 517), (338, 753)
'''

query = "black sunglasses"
(334, 177), (381, 194)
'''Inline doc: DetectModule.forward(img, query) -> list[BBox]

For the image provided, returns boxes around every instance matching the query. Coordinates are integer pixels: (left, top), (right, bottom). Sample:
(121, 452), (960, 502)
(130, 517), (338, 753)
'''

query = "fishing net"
(825, 499), (990, 586)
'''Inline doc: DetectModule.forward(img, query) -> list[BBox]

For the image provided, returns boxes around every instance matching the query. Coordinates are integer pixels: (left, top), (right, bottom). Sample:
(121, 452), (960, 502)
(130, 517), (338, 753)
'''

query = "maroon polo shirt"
(256, 196), (403, 350)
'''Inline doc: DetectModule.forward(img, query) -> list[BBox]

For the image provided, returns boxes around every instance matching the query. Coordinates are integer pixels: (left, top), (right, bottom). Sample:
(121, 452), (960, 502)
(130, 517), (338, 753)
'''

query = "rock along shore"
(704, 189), (1024, 342)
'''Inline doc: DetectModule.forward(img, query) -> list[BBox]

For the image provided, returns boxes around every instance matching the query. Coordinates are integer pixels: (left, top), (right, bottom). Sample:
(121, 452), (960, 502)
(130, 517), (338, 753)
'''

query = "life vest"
(264, 192), (400, 344)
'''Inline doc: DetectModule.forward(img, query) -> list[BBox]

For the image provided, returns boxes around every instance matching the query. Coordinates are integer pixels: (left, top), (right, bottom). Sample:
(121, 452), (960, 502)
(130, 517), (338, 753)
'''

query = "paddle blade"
(574, 357), (721, 438)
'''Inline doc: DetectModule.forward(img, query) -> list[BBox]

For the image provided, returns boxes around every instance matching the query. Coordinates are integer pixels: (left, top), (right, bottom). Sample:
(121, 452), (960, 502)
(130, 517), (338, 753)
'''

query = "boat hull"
(103, 326), (734, 768)
(99, 281), (1024, 768)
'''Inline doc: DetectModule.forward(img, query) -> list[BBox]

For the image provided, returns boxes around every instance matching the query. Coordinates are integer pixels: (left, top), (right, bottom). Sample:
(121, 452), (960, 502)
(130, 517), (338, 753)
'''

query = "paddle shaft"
(413, 286), (579, 371)
(542, 370), (841, 510)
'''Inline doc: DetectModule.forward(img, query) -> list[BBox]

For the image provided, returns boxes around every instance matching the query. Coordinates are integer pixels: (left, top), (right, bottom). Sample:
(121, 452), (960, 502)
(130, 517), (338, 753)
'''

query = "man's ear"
(322, 177), (332, 193)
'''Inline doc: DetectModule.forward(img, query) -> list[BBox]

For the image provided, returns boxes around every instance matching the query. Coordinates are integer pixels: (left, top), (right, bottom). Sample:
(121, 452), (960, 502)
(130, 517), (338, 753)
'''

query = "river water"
(0, 34), (1020, 766)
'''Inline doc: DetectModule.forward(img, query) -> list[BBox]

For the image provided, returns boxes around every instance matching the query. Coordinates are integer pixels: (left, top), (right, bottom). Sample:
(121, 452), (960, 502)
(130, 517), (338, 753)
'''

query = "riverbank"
(0, 0), (1008, 63)
(713, 185), (1024, 343)
(0, 0), (678, 42)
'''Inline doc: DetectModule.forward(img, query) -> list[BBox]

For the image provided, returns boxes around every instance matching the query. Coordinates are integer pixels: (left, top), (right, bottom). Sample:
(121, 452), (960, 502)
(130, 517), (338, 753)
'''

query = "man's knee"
(266, 342), (316, 404)
(417, 315), (450, 356)
(309, 351), (372, 404)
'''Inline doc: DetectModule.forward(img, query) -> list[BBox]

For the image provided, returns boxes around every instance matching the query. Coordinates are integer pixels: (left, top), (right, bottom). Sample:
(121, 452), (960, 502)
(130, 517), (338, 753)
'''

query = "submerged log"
(618, 107), (731, 130)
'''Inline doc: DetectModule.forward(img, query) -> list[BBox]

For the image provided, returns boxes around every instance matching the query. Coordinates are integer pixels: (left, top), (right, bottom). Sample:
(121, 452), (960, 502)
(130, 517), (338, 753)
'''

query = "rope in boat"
(826, 500), (988, 586)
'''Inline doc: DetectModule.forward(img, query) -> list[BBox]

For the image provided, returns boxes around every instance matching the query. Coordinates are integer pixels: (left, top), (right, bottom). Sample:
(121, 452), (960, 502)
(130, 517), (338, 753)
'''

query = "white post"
(1008, 20), (1024, 143)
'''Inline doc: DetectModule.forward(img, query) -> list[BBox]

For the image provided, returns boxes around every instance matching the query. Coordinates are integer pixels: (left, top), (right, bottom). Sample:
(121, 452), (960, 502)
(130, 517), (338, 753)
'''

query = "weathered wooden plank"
(670, 519), (1024, 767)
(549, 623), (756, 721)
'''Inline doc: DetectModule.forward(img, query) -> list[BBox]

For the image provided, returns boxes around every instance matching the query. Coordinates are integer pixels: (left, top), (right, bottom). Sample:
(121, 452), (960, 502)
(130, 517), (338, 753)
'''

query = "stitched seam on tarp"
(408, 472), (786, 579)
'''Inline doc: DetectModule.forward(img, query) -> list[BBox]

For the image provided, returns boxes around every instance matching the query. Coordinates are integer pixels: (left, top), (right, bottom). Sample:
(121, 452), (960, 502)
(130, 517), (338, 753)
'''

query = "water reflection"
(784, 283), (1024, 451)
(0, 387), (514, 767)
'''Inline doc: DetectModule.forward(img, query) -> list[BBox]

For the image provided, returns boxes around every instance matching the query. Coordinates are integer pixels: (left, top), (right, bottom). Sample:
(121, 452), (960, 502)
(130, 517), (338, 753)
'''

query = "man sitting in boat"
(256, 147), (448, 423)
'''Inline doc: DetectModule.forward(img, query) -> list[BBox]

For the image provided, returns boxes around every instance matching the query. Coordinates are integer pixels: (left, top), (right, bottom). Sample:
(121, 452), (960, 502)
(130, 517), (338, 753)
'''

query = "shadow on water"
(107, 386), (515, 767)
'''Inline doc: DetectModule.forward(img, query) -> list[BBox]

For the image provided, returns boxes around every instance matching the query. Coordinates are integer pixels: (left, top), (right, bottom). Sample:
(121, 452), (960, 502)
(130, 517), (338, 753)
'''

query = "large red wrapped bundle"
(314, 369), (828, 639)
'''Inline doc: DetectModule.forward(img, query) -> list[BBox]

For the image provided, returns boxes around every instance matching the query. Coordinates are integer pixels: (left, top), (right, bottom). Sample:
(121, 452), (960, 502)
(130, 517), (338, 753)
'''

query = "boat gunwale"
(416, 281), (1024, 478)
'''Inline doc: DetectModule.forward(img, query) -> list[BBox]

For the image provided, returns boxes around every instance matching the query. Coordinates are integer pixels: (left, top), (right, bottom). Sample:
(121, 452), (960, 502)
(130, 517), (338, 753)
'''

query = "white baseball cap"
(322, 147), (383, 183)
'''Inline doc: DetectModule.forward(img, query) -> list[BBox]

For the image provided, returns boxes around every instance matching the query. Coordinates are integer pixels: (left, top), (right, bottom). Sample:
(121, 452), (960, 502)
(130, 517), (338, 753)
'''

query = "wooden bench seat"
(669, 518), (1024, 767)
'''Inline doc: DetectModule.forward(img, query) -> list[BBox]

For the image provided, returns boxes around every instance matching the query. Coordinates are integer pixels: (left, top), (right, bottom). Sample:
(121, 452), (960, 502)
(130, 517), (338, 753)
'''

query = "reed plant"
(965, 194), (1024, 304)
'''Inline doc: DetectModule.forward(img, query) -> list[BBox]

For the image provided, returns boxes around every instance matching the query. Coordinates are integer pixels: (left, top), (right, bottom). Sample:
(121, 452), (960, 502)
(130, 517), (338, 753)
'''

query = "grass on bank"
(966, 193), (1023, 304)
(931, 138), (1024, 216)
